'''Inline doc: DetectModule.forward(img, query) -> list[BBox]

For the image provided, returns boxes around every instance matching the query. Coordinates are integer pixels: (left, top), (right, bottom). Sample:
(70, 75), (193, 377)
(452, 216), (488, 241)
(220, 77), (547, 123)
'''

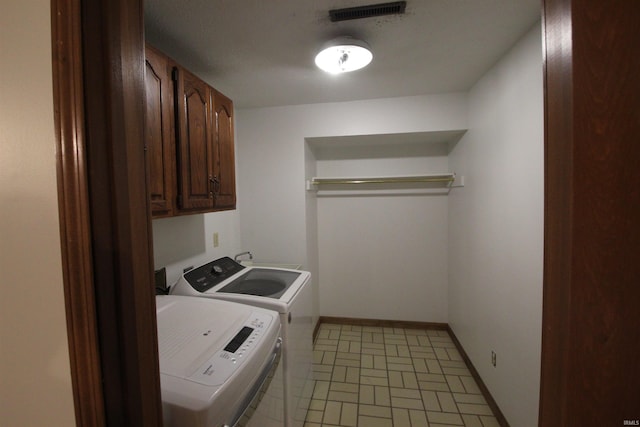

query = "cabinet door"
(144, 45), (174, 217)
(174, 66), (215, 211)
(212, 89), (236, 210)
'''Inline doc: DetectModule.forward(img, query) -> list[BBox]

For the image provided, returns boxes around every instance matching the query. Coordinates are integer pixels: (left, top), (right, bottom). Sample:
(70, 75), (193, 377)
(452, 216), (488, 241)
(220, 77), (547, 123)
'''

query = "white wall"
(448, 23), (543, 427)
(236, 94), (467, 323)
(0, 1), (76, 425)
(314, 146), (451, 322)
(152, 210), (242, 286)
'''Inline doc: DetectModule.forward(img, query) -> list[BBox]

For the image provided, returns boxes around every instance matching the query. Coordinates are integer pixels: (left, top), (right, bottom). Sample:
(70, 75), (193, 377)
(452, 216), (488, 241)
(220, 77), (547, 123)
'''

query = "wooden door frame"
(52, 0), (639, 426)
(51, 0), (162, 425)
(539, 0), (640, 425)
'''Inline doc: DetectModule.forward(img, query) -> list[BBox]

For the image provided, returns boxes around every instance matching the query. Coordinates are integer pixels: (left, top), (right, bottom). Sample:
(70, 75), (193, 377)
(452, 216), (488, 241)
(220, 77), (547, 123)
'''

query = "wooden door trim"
(51, 0), (162, 425)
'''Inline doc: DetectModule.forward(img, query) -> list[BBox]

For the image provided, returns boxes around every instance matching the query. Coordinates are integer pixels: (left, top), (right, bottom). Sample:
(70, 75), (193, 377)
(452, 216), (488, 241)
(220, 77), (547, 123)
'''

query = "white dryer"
(171, 257), (313, 427)
(156, 295), (283, 427)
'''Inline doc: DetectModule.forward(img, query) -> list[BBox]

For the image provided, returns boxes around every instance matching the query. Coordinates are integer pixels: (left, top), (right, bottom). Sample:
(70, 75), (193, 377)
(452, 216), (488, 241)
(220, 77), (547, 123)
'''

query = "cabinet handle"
(209, 175), (220, 197)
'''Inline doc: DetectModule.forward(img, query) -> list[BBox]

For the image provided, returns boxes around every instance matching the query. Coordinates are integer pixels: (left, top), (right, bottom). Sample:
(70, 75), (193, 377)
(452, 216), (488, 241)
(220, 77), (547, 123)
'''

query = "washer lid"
(156, 295), (273, 383)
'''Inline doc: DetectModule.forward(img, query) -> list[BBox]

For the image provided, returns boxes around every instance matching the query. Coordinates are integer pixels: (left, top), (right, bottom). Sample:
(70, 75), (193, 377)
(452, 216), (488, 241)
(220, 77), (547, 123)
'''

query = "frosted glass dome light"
(315, 37), (373, 74)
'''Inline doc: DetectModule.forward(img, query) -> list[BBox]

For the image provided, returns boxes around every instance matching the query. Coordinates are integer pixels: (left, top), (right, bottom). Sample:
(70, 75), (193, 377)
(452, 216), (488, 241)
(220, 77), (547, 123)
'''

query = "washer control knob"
(211, 265), (223, 275)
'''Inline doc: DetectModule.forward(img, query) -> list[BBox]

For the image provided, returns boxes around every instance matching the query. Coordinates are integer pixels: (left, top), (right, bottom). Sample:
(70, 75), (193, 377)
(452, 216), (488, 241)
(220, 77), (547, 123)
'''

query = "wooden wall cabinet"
(144, 45), (236, 217)
(144, 45), (175, 217)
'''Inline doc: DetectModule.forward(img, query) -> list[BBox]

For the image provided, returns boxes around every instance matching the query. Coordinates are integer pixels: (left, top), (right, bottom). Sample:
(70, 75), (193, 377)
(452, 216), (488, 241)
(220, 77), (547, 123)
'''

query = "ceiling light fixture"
(315, 37), (373, 74)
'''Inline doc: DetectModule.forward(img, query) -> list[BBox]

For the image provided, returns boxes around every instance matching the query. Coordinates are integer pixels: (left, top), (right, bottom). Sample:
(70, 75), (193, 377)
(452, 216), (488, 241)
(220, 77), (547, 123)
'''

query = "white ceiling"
(144, 0), (541, 109)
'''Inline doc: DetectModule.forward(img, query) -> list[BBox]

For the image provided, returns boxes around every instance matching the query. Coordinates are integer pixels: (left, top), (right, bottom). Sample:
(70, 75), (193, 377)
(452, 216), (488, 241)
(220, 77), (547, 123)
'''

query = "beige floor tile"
(392, 408), (411, 427)
(426, 359), (443, 374)
(308, 399), (325, 411)
(327, 390), (358, 403)
(445, 375), (466, 393)
(361, 368), (388, 378)
(323, 351), (337, 365)
(418, 381), (450, 392)
(305, 409), (323, 423)
(436, 391), (458, 413)
(359, 404), (392, 418)
(337, 340), (350, 353)
(446, 348), (464, 361)
(461, 414), (484, 427)
(359, 384), (374, 405)
(397, 345), (411, 357)
(416, 372), (446, 383)
(310, 324), (498, 427)
(374, 355), (387, 370)
(412, 358), (428, 373)
(341, 402), (358, 427)
(460, 376), (482, 394)
(374, 385), (391, 406)
(314, 344), (337, 352)
(457, 403), (493, 415)
(409, 409), (430, 427)
(357, 415), (393, 427)
(388, 371), (404, 388)
(335, 357), (360, 368)
(480, 415), (501, 426)
(401, 371), (419, 389)
(322, 401), (341, 425)
(360, 375), (389, 386)
(387, 356), (412, 365)
(417, 335), (432, 346)
(390, 387), (422, 400)
(426, 410), (464, 425)
(362, 347), (386, 356)
(362, 342), (385, 350)
(388, 363), (415, 372)
(406, 335), (419, 346)
(345, 366), (360, 384)
(312, 381), (329, 400)
(434, 347), (450, 360)
(361, 354), (374, 369)
(312, 371), (331, 381)
(442, 366), (471, 376)
(385, 344), (399, 357)
(391, 396), (424, 410)
(453, 392), (487, 404)
(439, 360), (467, 368)
(421, 390), (441, 411)
(332, 365), (346, 382)
(330, 382), (359, 393)
(337, 351), (360, 361)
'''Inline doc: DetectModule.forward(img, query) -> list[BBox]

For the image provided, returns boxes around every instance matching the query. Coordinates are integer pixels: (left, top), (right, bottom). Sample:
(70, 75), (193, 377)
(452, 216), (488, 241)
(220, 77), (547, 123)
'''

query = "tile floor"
(305, 322), (500, 427)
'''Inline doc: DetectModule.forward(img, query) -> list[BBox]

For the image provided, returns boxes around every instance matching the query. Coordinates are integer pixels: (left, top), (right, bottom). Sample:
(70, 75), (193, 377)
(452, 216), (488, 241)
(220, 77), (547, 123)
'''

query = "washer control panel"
(183, 257), (245, 292)
(188, 311), (272, 386)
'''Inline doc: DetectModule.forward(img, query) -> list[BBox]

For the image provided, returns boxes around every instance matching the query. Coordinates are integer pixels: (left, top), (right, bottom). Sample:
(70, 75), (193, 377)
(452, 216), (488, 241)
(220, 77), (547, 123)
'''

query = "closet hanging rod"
(310, 174), (455, 186)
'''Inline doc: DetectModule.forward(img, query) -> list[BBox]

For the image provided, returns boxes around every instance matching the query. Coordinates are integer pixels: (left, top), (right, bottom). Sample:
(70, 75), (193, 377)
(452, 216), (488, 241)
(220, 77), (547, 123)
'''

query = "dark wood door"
(144, 45), (174, 217)
(174, 66), (215, 211)
(212, 89), (236, 210)
(540, 0), (640, 425)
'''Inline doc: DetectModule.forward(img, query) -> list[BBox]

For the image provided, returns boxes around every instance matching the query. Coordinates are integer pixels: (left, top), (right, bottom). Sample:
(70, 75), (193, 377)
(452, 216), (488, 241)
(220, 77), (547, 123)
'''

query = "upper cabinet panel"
(144, 45), (174, 217)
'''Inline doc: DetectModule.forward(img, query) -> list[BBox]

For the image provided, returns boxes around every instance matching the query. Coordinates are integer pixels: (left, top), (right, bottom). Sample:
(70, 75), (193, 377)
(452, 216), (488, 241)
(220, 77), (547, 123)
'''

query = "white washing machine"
(155, 295), (283, 427)
(171, 257), (314, 427)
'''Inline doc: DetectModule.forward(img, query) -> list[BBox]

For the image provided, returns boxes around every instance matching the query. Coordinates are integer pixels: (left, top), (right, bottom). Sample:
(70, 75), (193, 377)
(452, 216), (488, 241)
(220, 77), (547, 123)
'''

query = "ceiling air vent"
(329, 1), (407, 22)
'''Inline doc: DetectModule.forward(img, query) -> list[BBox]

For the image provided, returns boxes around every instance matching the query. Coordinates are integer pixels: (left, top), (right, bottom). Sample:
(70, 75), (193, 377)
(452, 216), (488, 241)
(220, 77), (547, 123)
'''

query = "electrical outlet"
(491, 351), (497, 367)
(213, 232), (219, 247)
